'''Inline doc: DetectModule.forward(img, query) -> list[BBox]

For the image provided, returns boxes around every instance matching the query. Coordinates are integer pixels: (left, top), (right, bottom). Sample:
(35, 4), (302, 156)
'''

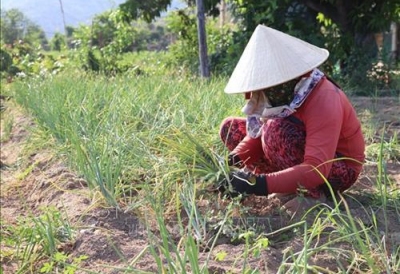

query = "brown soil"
(1, 96), (399, 273)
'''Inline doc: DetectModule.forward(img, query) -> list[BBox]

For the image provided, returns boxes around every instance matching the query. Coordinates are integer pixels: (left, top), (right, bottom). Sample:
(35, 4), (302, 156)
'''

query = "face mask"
(263, 78), (299, 107)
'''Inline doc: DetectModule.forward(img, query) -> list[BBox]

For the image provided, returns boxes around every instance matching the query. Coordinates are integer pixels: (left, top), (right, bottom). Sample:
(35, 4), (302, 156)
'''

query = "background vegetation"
(1, 0), (399, 93)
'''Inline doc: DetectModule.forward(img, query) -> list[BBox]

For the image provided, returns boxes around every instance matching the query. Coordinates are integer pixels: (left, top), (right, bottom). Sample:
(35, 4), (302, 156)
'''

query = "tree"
(226, 0), (399, 90)
(118, 0), (399, 53)
(0, 8), (47, 47)
(1, 9), (26, 44)
(300, 0), (399, 37)
(118, 0), (399, 86)
(298, 0), (400, 63)
(196, 0), (210, 77)
(119, 0), (171, 22)
(119, 0), (219, 77)
(72, 9), (156, 74)
(296, 0), (400, 88)
(229, 0), (399, 48)
(50, 32), (66, 51)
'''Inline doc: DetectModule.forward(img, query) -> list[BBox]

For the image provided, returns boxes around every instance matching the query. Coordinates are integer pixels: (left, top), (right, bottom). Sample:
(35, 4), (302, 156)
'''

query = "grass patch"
(0, 111), (13, 142)
(1, 207), (76, 273)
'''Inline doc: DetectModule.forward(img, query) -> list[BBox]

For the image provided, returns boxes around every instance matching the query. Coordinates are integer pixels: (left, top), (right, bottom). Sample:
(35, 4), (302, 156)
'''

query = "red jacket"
(235, 77), (365, 193)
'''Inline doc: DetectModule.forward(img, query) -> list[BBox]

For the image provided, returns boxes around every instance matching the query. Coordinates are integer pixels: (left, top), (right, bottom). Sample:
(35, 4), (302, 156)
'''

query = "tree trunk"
(58, 0), (68, 48)
(220, 0), (226, 28)
(196, 0), (210, 78)
(391, 22), (399, 63)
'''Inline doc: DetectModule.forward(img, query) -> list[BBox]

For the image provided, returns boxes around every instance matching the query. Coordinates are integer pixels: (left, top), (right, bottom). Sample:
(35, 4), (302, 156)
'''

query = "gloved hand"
(217, 170), (268, 198)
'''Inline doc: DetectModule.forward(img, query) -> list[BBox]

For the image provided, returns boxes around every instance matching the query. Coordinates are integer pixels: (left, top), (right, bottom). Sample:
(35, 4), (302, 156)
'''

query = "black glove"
(227, 153), (243, 167)
(217, 170), (268, 198)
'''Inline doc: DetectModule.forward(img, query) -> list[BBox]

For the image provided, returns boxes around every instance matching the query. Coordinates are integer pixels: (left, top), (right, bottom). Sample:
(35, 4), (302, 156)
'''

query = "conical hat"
(225, 25), (329, 94)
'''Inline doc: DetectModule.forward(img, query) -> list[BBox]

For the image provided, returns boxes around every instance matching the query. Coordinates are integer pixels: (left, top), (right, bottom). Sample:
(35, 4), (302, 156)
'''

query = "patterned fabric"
(243, 69), (325, 139)
(220, 117), (247, 152)
(245, 116), (264, 139)
(219, 117), (358, 197)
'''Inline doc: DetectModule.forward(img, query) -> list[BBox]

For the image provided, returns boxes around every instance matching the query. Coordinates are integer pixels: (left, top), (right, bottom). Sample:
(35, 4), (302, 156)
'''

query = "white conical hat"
(225, 25), (329, 94)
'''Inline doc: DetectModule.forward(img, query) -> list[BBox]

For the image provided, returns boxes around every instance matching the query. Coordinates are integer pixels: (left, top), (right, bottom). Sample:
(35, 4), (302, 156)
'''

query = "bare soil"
(1, 96), (399, 273)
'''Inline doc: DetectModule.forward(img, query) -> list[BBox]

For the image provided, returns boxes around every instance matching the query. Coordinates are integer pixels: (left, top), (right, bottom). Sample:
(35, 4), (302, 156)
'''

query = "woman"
(218, 25), (365, 212)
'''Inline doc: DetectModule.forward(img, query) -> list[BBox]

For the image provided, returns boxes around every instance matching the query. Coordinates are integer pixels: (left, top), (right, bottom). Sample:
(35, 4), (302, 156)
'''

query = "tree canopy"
(119, 0), (399, 35)
(0, 8), (47, 47)
(118, 0), (399, 85)
(118, 0), (399, 53)
(1, 1), (398, 90)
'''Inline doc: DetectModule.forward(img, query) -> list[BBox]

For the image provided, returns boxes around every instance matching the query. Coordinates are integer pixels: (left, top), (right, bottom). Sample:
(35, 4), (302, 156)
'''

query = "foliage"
(70, 9), (136, 75)
(207, 24), (239, 75)
(185, 0), (221, 17)
(70, 9), (170, 75)
(227, 0), (399, 50)
(0, 41), (66, 79)
(311, 0), (400, 34)
(226, 0), (399, 91)
(50, 32), (67, 52)
(115, 0), (400, 91)
(40, 252), (88, 274)
(200, 0), (333, 77)
(2, 1), (398, 91)
(119, 0), (222, 23)
(166, 7), (240, 76)
(0, 8), (48, 48)
(165, 9), (199, 73)
(0, 48), (13, 72)
(119, 0), (171, 23)
(116, 51), (171, 76)
(0, 9), (65, 79)
(1, 207), (75, 272)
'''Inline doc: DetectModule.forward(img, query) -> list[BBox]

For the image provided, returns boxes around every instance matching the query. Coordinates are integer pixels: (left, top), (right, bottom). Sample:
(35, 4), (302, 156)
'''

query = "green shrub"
(0, 48), (12, 72)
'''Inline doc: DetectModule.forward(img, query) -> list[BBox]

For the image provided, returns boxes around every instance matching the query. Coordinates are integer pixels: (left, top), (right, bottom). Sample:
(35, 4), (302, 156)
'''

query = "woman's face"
(263, 78), (299, 107)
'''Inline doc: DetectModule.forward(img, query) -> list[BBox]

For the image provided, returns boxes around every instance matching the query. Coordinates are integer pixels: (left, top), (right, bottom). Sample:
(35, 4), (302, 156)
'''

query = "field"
(1, 73), (399, 273)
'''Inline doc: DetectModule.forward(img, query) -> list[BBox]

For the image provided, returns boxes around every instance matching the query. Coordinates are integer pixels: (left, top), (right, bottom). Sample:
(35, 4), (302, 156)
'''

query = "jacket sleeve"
(231, 135), (265, 166)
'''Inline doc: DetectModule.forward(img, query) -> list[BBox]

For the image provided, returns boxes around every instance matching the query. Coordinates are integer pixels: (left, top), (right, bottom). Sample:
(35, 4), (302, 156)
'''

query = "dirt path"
(1, 97), (399, 273)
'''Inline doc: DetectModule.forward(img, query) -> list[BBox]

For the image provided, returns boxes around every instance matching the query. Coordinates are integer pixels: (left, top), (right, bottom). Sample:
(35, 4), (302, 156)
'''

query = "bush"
(0, 41), (66, 80)
(0, 48), (13, 72)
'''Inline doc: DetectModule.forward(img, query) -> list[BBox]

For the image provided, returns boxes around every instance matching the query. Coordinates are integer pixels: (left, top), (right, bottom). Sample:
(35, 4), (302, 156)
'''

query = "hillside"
(1, 0), (186, 39)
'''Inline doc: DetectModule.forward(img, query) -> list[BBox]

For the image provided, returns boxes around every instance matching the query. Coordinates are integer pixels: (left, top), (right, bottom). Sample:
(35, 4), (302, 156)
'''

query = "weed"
(1, 207), (75, 273)
(0, 111), (13, 142)
(40, 252), (88, 274)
